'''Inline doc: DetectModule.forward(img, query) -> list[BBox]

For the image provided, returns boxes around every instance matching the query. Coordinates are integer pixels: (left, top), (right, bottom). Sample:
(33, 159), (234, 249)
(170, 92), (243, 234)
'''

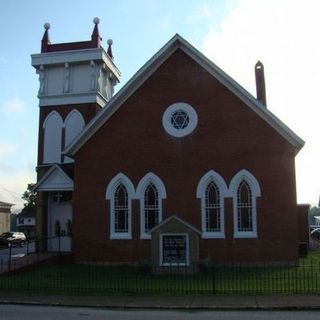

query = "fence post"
(8, 243), (12, 272)
(211, 263), (215, 294)
(58, 233), (61, 254)
(37, 237), (40, 265)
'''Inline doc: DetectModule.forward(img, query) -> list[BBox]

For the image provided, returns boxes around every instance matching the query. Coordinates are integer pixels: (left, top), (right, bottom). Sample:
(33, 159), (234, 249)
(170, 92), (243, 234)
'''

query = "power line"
(0, 185), (23, 202)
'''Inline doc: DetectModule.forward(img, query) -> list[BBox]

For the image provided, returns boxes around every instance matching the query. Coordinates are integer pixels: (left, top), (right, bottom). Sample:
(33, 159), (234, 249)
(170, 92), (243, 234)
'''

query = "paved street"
(0, 305), (320, 320)
(0, 242), (35, 262)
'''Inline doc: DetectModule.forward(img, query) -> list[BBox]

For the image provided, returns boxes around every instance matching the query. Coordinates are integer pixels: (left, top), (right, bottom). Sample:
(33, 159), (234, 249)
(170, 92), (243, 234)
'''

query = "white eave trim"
(33, 164), (74, 192)
(150, 215), (202, 235)
(65, 34), (304, 157)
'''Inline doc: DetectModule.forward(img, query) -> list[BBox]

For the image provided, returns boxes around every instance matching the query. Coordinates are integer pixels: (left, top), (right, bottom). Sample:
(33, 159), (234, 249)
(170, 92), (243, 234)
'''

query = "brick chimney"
(255, 60), (267, 107)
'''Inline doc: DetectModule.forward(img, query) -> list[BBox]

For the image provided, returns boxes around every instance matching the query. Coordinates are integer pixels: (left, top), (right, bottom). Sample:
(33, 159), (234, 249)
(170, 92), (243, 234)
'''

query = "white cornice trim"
(65, 34), (304, 157)
(31, 48), (121, 81)
(38, 91), (108, 107)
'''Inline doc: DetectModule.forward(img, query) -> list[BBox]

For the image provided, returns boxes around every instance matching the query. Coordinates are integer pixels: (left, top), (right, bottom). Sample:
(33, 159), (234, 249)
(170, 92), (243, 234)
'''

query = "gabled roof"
(0, 201), (14, 208)
(18, 208), (36, 217)
(65, 34), (304, 157)
(150, 215), (201, 235)
(33, 164), (74, 191)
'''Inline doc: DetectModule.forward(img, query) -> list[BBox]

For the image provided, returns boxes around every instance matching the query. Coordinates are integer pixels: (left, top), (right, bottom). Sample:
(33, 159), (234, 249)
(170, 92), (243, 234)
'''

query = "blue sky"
(1, 0), (319, 209)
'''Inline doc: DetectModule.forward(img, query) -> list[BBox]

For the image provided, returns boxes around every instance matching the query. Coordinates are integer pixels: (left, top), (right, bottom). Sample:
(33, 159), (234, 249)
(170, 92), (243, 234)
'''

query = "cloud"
(1, 97), (26, 114)
(0, 170), (36, 212)
(0, 142), (17, 173)
(0, 140), (36, 211)
(186, 4), (212, 24)
(201, 0), (320, 205)
(0, 142), (16, 157)
(0, 56), (6, 64)
(156, 14), (173, 32)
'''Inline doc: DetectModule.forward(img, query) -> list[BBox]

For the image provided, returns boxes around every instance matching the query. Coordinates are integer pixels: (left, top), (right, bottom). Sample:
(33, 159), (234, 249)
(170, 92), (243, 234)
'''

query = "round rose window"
(162, 102), (198, 137)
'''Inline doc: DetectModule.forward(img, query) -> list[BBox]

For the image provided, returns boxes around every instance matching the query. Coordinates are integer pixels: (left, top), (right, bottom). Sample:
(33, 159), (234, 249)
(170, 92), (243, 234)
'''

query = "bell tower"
(32, 17), (120, 166)
(31, 18), (120, 251)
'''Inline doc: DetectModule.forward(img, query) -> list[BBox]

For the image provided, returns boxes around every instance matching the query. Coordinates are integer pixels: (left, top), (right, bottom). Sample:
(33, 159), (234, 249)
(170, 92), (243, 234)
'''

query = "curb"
(1, 295), (320, 311)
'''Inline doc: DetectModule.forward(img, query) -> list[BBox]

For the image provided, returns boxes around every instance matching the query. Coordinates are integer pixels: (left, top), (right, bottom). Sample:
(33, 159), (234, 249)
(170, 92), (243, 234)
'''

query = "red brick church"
(32, 18), (309, 267)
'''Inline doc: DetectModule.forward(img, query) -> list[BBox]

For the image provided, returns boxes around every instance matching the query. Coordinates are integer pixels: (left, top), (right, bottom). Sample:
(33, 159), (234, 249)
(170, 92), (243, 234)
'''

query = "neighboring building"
(0, 201), (13, 235)
(16, 208), (36, 239)
(32, 18), (309, 267)
(314, 216), (320, 226)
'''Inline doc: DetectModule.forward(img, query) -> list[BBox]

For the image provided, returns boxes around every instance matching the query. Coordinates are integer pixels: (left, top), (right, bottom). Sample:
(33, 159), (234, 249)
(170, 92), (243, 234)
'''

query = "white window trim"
(197, 170), (228, 239)
(159, 233), (189, 266)
(106, 173), (135, 240)
(162, 102), (198, 138)
(136, 172), (166, 240)
(64, 109), (85, 164)
(43, 111), (63, 164)
(229, 169), (261, 239)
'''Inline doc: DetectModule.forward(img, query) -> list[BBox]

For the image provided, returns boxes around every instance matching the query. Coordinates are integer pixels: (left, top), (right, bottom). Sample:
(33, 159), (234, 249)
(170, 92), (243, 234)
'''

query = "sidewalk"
(1, 293), (320, 310)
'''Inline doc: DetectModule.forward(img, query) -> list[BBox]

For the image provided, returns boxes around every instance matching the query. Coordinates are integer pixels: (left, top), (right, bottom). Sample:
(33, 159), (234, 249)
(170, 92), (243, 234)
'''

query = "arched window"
(237, 181), (253, 232)
(205, 181), (221, 232)
(229, 169), (261, 238)
(136, 173), (166, 239)
(114, 184), (129, 233)
(144, 183), (159, 234)
(64, 110), (85, 163)
(106, 173), (135, 239)
(43, 111), (63, 164)
(197, 170), (227, 238)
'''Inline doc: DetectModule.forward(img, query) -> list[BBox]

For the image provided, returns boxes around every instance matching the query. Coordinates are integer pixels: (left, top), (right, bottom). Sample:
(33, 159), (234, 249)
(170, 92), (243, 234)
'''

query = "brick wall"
(72, 49), (300, 263)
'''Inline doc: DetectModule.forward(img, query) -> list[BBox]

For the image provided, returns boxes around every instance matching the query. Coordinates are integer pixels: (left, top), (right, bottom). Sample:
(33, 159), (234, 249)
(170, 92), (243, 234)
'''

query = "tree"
(309, 206), (320, 225)
(21, 183), (37, 212)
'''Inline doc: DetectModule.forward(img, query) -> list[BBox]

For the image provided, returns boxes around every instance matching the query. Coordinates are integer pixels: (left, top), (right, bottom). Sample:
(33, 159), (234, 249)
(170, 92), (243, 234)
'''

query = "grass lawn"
(1, 252), (320, 295)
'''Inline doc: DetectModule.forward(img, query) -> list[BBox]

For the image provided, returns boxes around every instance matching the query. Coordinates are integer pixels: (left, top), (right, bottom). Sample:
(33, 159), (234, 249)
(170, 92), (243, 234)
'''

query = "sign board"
(161, 234), (187, 265)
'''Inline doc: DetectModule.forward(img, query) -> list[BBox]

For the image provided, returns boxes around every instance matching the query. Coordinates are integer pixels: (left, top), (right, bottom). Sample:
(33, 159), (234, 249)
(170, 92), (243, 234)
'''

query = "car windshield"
(0, 232), (13, 238)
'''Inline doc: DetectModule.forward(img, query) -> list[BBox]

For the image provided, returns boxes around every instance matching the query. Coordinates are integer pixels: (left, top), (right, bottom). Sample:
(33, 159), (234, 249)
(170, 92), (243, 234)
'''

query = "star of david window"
(171, 110), (190, 130)
(162, 102), (198, 137)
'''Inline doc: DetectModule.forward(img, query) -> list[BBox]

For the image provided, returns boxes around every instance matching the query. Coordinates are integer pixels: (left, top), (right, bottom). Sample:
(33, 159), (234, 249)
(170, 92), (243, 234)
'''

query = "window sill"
(110, 233), (132, 240)
(140, 234), (151, 240)
(234, 232), (257, 239)
(160, 263), (188, 267)
(202, 232), (225, 239)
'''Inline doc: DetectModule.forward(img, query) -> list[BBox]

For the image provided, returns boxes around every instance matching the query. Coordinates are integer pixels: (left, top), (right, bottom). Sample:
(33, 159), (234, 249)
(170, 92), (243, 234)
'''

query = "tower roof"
(40, 17), (103, 53)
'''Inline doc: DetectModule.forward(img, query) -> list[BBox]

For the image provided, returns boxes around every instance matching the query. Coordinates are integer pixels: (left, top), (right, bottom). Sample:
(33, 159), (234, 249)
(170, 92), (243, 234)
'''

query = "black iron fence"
(0, 235), (68, 274)
(0, 255), (320, 295)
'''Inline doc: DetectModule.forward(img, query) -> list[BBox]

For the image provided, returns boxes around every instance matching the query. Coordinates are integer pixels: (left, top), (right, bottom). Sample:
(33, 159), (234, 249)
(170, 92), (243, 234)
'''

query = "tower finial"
(41, 22), (51, 53)
(91, 17), (101, 48)
(107, 39), (114, 60)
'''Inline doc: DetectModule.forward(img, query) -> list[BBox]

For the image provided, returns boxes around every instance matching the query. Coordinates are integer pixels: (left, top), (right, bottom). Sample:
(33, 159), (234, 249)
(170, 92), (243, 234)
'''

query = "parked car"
(0, 232), (26, 247)
(311, 228), (320, 241)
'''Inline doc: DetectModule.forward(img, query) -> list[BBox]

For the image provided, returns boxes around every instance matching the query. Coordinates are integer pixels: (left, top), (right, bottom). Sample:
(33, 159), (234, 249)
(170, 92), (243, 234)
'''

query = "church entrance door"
(47, 192), (72, 252)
